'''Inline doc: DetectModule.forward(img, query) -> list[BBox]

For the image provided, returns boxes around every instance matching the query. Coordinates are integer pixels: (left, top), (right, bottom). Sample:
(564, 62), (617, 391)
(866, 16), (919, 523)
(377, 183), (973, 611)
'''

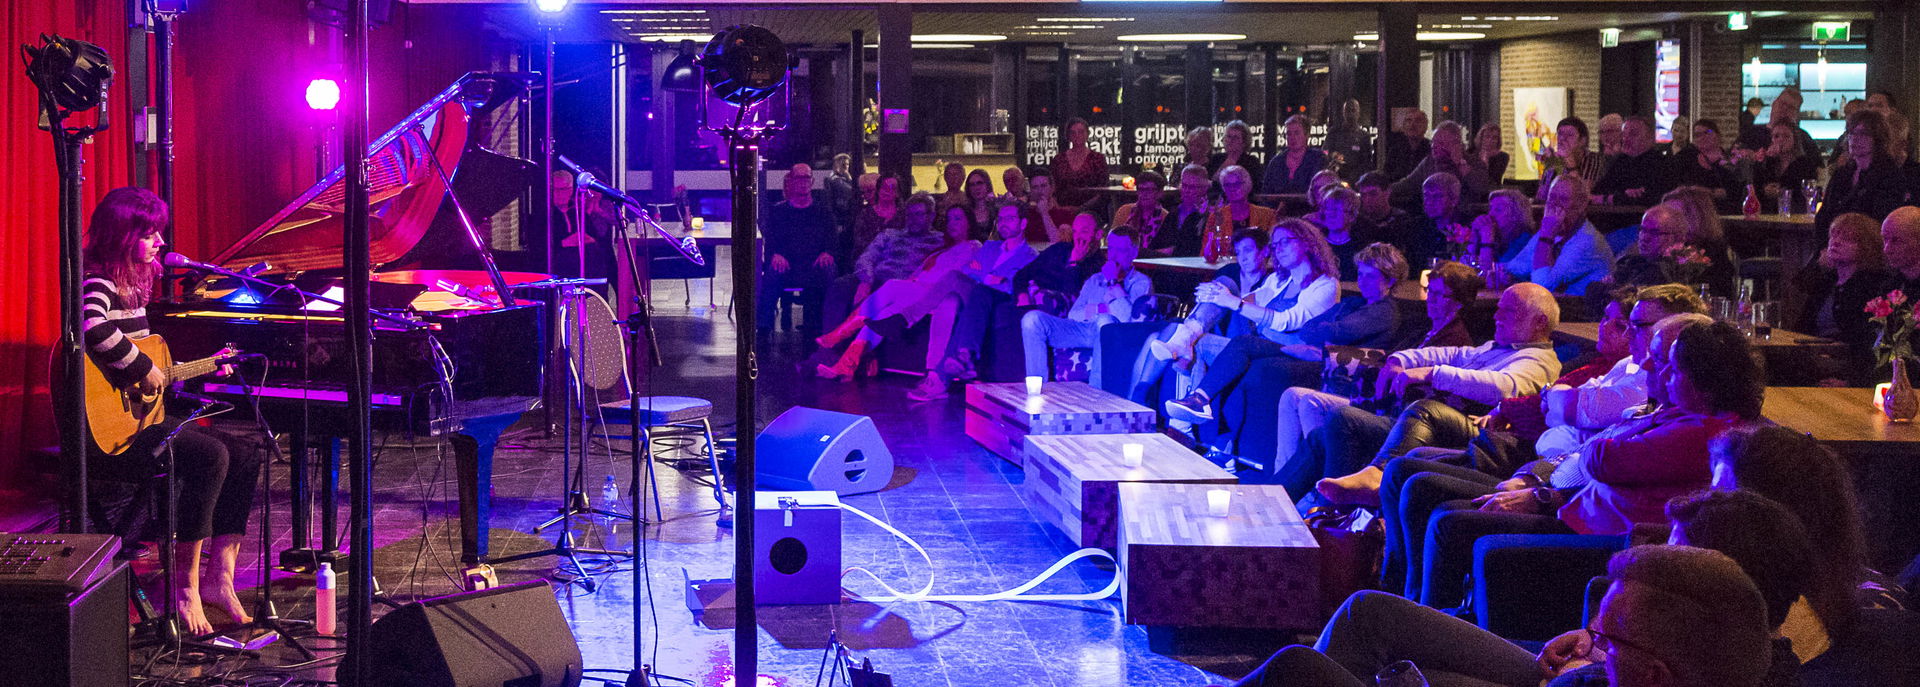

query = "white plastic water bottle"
(315, 562), (336, 635)
(601, 475), (620, 513)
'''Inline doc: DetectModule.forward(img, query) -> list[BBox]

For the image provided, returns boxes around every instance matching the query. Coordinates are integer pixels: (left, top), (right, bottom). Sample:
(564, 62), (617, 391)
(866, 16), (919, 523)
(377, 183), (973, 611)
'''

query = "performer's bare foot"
(1315, 466), (1384, 507)
(201, 576), (253, 627)
(174, 589), (214, 637)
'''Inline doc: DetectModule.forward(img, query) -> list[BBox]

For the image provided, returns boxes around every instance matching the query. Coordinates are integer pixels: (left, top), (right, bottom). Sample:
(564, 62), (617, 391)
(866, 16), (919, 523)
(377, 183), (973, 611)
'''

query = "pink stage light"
(305, 78), (341, 111)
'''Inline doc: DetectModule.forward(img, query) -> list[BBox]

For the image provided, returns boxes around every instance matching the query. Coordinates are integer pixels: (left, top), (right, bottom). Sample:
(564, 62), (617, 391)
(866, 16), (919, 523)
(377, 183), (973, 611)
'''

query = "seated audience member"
(1655, 187), (1739, 298)
(959, 168), (996, 240)
(1375, 295), (1705, 597)
(1463, 189), (1534, 272)
(1299, 170), (1346, 226)
(1262, 114), (1329, 195)
(1208, 119), (1264, 185)
(1885, 206), (1920, 295)
(1816, 109), (1912, 235)
(1110, 170), (1170, 250)
(1596, 113), (1624, 157)
(1127, 227), (1273, 400)
(1537, 116), (1606, 202)
(1471, 122), (1510, 183)
(1415, 318), (1761, 610)
(1316, 188), (1375, 280)
(1146, 218), (1340, 378)
(1389, 121), (1491, 212)
(1711, 424), (1909, 637)
(815, 203), (980, 379)
(909, 201), (1039, 400)
(1670, 118), (1741, 203)
(1748, 122), (1822, 211)
(1020, 227), (1152, 387)
(936, 161), (967, 210)
(1154, 164), (1215, 257)
(999, 166), (1029, 203)
(1025, 167), (1078, 243)
(1232, 545), (1772, 687)
(1395, 172), (1469, 269)
(1273, 283), (1561, 500)
(1353, 171), (1407, 241)
(759, 164), (838, 335)
(1382, 108), (1431, 182)
(1793, 212), (1895, 385)
(1591, 116), (1673, 206)
(848, 175), (903, 264)
(830, 193), (945, 324)
(1163, 242), (1405, 424)
(1500, 174), (1614, 295)
(1015, 211), (1105, 299)
(1411, 261), (1486, 349)
(1207, 165), (1279, 239)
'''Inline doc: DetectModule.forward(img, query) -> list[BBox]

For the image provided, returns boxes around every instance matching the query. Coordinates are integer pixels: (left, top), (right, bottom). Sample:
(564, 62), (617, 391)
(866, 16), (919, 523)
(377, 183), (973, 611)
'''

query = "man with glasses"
(1231, 544), (1770, 687)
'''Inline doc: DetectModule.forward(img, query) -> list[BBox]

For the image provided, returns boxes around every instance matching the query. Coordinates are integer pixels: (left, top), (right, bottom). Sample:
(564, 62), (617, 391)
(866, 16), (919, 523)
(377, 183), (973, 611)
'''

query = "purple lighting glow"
(305, 78), (341, 111)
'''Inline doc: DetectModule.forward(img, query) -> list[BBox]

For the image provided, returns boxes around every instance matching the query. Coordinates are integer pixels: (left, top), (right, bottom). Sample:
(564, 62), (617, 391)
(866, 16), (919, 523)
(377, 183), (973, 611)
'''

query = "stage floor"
(135, 261), (1286, 686)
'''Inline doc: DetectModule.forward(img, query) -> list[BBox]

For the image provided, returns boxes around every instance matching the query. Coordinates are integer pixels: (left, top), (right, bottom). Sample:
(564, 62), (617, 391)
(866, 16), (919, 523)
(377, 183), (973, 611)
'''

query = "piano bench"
(600, 396), (713, 426)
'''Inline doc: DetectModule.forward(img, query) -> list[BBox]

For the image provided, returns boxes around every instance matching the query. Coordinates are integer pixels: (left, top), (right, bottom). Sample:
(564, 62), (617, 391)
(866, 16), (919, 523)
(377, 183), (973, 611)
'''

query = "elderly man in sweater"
(1270, 283), (1562, 502)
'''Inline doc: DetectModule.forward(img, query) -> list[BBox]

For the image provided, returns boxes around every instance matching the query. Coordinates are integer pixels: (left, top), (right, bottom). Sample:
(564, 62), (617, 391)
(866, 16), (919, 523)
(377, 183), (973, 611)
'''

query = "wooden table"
(964, 382), (1156, 465)
(1133, 256), (1223, 300)
(1022, 432), (1235, 551)
(1763, 386), (1920, 570)
(1554, 321), (1840, 351)
(1722, 213), (1819, 280)
(1118, 482), (1321, 639)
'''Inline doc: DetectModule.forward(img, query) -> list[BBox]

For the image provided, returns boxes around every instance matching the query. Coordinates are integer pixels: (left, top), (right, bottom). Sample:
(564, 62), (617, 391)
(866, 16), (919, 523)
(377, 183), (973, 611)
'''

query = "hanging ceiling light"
(661, 40), (701, 93)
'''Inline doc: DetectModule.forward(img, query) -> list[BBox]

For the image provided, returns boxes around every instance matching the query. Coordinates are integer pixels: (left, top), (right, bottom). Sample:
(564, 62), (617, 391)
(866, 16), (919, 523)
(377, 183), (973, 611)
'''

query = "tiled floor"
(136, 257), (1292, 686)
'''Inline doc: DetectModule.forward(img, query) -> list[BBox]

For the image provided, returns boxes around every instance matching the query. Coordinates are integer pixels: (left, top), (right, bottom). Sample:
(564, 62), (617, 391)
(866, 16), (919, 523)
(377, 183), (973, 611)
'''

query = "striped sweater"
(81, 274), (156, 389)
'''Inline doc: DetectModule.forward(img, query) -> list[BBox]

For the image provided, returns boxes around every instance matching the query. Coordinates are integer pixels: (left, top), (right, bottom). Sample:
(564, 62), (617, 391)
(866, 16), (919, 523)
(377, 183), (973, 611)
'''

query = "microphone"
(163, 251), (230, 274)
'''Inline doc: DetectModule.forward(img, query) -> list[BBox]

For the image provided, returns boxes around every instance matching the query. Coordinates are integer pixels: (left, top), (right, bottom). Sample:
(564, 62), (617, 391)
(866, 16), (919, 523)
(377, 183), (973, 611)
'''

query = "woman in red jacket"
(1414, 316), (1763, 609)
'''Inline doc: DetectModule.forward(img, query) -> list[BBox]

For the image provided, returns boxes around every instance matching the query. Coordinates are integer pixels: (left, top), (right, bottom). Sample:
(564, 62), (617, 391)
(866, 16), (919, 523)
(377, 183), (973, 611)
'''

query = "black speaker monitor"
(340, 580), (583, 687)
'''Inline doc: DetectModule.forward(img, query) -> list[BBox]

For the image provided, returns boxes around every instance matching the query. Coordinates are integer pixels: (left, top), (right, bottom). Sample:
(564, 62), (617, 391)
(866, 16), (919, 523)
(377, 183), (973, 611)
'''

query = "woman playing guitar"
(81, 187), (260, 636)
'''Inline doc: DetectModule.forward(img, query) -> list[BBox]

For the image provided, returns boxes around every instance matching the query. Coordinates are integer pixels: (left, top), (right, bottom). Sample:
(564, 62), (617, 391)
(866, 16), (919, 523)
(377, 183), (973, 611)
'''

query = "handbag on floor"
(1304, 504), (1385, 619)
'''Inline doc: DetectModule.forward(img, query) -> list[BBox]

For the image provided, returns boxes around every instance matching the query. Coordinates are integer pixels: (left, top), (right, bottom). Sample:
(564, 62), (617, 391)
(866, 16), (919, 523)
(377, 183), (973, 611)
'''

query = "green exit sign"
(1813, 22), (1851, 42)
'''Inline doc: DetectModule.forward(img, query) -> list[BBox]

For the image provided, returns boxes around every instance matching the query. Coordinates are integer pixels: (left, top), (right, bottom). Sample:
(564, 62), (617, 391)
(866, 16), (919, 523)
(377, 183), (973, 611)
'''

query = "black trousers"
(1380, 457), (1502, 599)
(1372, 399), (1480, 469)
(1196, 335), (1297, 401)
(92, 421), (261, 542)
(1421, 508), (1574, 609)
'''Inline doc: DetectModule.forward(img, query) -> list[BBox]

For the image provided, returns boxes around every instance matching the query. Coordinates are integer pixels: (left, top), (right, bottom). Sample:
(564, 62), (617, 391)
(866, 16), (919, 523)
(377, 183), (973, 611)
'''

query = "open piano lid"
(209, 72), (536, 287)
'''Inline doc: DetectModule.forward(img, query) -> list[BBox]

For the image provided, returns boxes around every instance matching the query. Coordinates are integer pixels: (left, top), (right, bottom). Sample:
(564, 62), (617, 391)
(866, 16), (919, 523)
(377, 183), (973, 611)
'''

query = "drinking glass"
(1749, 301), (1779, 340)
(1709, 296), (1736, 323)
(1376, 660), (1430, 687)
(1692, 283), (1712, 301)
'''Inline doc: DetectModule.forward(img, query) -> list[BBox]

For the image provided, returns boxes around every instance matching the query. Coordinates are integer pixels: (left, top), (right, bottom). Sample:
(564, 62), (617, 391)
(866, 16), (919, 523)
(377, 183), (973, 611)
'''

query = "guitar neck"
(166, 356), (222, 383)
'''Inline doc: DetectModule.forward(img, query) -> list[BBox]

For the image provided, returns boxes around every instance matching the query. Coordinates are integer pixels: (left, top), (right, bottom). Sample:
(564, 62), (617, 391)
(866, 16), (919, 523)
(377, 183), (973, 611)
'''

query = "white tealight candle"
(1025, 375), (1044, 396)
(1207, 489), (1232, 517)
(1122, 443), (1144, 467)
(1876, 383), (1893, 411)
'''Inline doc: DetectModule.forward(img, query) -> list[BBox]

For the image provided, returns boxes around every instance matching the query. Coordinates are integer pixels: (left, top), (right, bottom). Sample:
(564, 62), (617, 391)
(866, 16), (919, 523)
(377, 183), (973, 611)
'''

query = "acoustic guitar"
(58, 334), (240, 455)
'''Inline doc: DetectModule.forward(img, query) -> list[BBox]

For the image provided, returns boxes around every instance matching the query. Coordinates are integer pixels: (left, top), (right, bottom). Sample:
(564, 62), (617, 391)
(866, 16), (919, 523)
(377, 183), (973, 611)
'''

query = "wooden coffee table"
(1021, 432), (1234, 550)
(965, 382), (1156, 465)
(1118, 482), (1322, 639)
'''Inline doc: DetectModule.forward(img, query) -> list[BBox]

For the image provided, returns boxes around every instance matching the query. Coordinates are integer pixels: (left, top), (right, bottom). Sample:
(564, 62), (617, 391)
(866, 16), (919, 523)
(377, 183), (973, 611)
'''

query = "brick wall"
(1696, 23), (1746, 136)
(1498, 32), (1603, 180)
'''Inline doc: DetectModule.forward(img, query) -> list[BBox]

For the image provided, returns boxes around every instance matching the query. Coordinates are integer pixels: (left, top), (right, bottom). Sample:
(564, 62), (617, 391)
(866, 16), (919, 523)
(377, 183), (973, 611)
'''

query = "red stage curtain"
(0, 1), (135, 502)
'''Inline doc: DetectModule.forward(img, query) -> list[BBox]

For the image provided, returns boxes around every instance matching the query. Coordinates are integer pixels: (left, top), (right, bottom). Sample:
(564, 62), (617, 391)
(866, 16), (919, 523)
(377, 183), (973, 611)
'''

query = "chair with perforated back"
(564, 290), (728, 520)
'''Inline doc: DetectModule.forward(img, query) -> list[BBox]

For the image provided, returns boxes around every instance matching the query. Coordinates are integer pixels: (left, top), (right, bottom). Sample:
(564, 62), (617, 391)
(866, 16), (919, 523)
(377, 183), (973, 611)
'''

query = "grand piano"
(150, 72), (548, 577)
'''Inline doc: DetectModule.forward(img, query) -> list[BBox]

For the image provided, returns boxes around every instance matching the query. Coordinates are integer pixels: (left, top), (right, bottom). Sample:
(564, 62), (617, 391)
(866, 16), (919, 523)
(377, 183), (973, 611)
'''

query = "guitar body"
(78, 335), (175, 456)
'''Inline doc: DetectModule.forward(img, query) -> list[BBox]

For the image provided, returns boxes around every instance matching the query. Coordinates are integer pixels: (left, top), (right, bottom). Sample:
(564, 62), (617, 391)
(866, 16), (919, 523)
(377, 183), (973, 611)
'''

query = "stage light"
(700, 24), (790, 106)
(533, 0), (568, 13)
(661, 40), (702, 93)
(305, 78), (341, 110)
(22, 34), (115, 114)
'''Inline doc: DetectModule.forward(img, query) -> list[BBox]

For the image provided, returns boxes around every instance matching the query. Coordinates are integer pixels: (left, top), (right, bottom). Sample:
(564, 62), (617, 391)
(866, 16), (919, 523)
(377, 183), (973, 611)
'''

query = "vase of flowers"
(1866, 289), (1917, 422)
(1663, 244), (1712, 287)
